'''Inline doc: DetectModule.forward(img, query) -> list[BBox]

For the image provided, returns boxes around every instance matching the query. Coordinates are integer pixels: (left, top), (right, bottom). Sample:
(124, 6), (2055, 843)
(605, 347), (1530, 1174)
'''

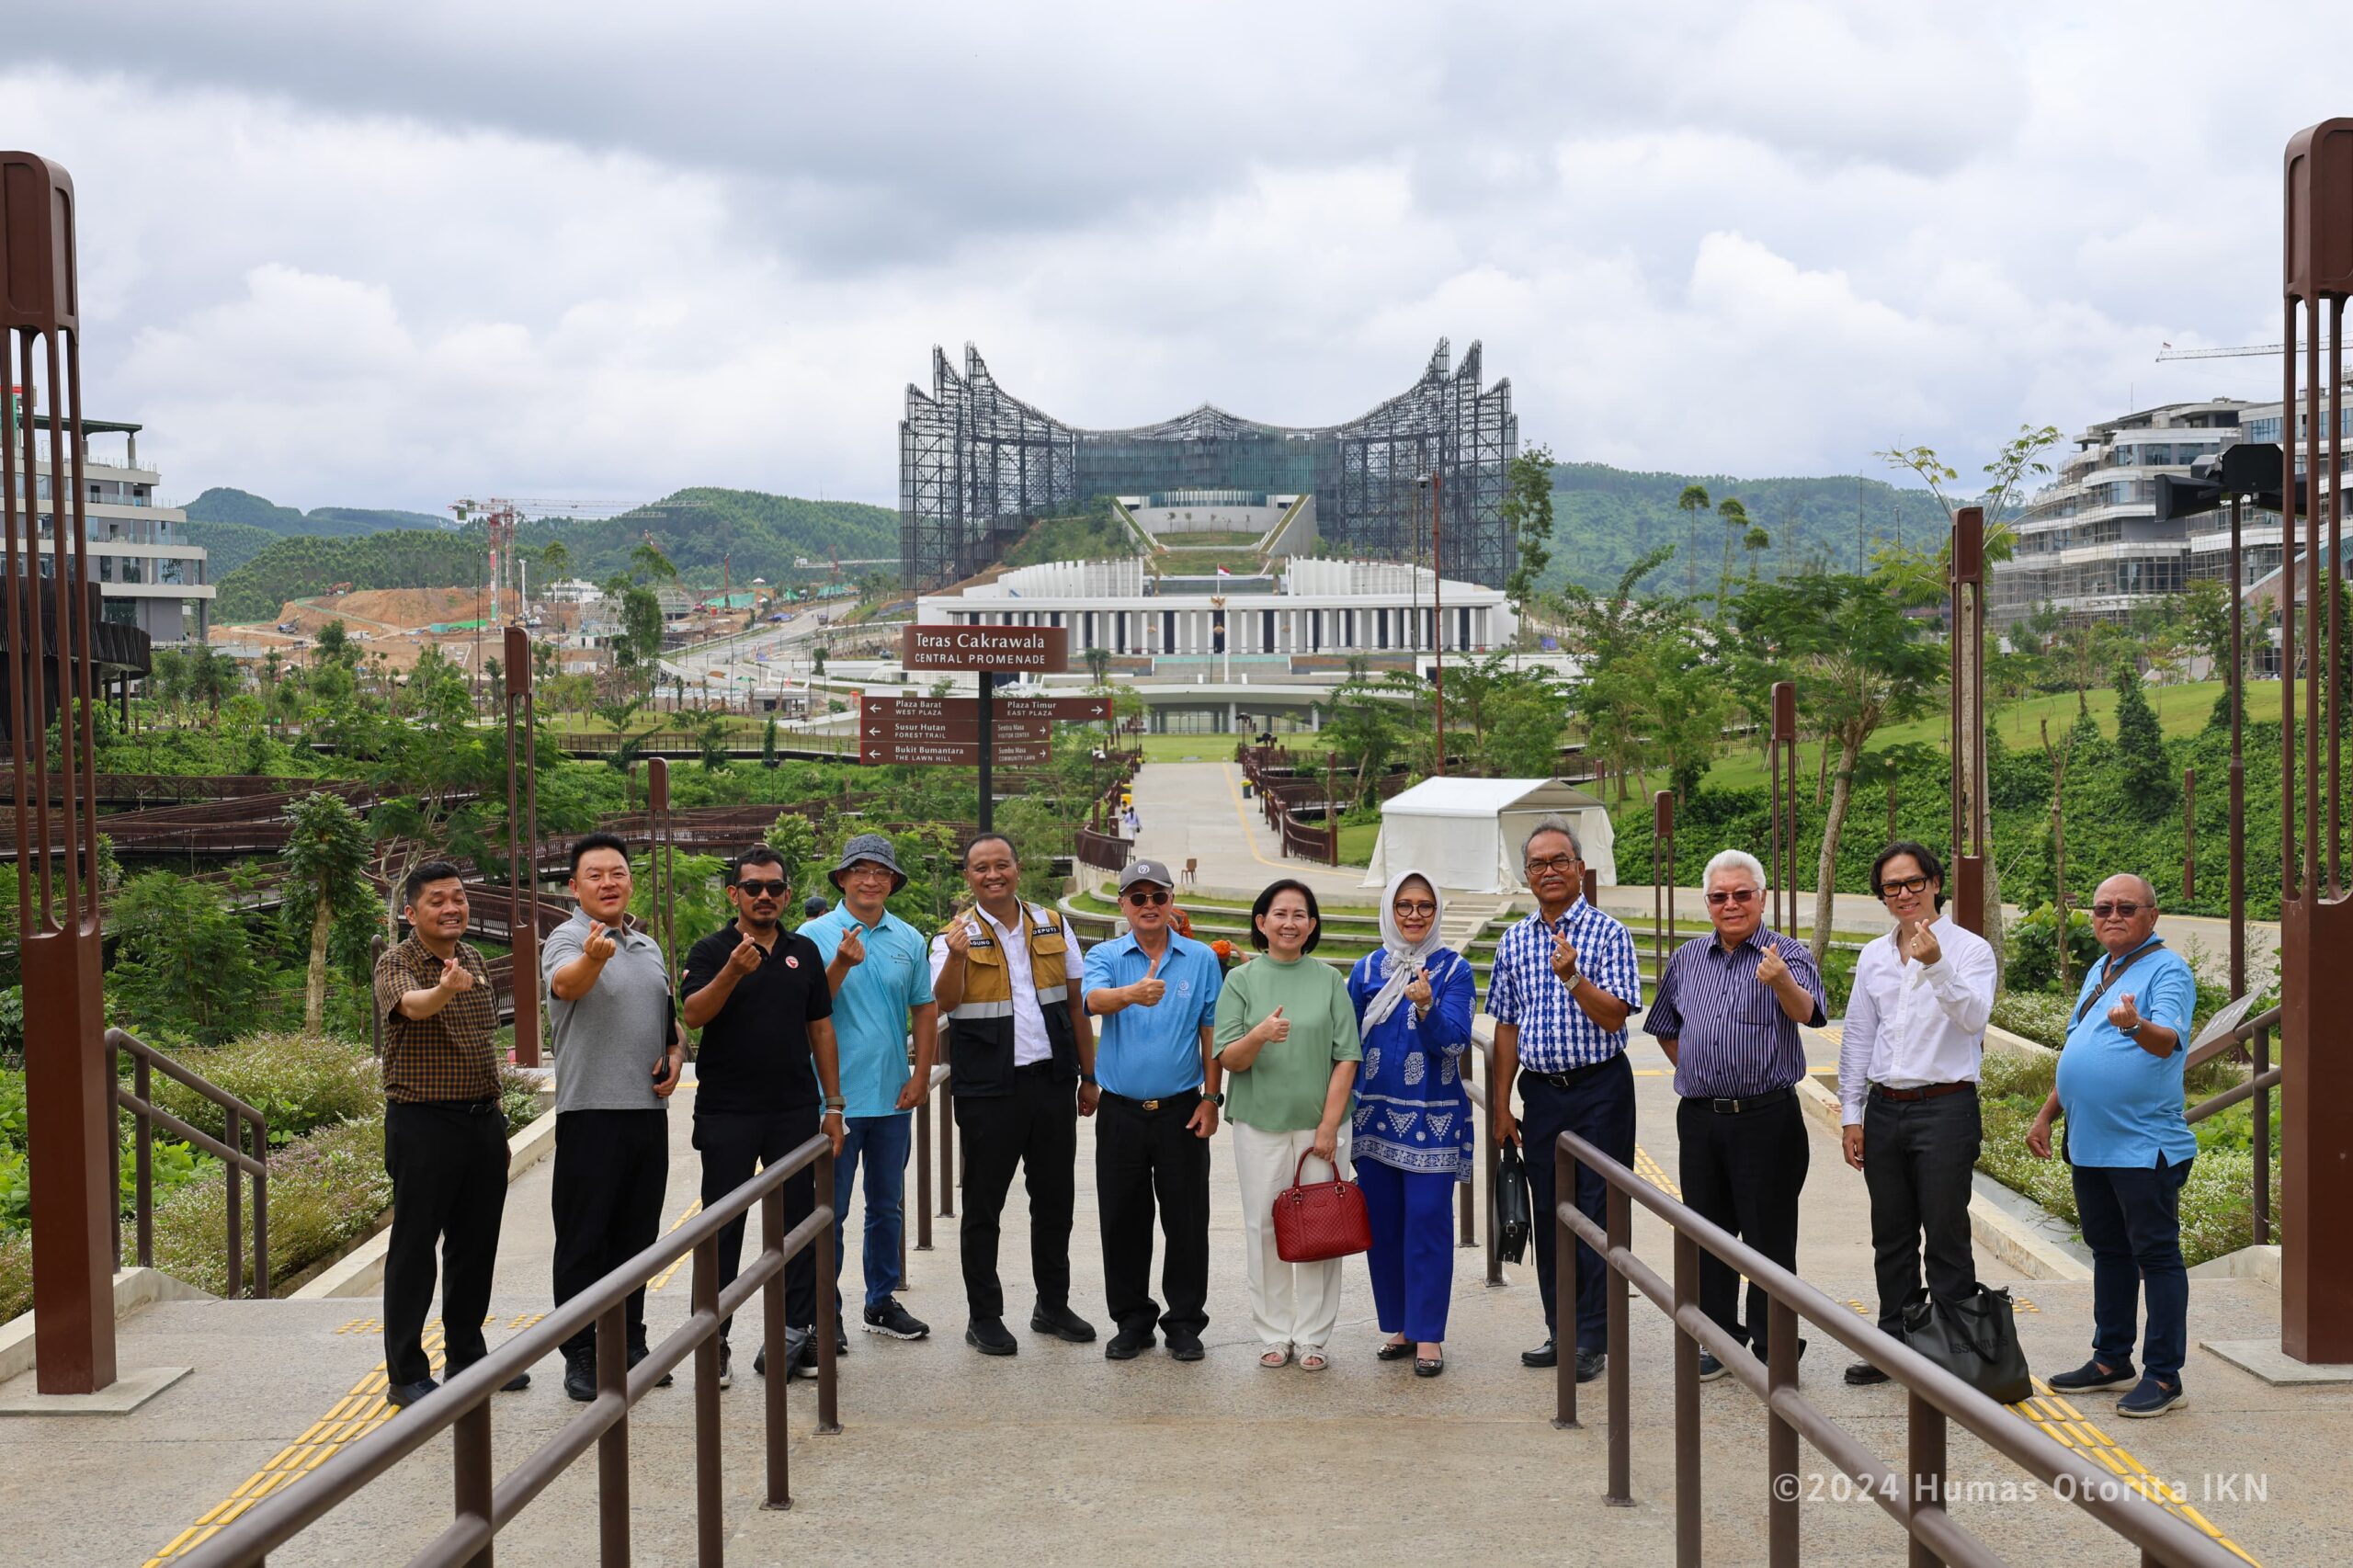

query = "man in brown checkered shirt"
(371, 860), (525, 1406)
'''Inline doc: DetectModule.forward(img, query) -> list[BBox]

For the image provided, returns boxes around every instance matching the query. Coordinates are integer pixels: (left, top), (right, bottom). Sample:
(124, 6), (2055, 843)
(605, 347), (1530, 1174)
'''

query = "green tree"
(1715, 496), (1749, 608)
(108, 873), (267, 1045)
(1500, 444), (1556, 650)
(1677, 483), (1711, 599)
(2113, 663), (2176, 818)
(1322, 659), (1406, 802)
(281, 791), (376, 1034)
(539, 539), (572, 585)
(760, 715), (779, 768)
(313, 619), (357, 669)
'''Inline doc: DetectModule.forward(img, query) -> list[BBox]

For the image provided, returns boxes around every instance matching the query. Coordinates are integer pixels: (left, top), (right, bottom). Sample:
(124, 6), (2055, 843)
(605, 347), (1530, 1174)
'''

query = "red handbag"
(1272, 1149), (1372, 1262)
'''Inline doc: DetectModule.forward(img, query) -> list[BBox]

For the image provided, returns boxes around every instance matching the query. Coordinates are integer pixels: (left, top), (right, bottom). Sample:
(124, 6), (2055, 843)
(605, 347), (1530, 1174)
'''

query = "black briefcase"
(1901, 1285), (2033, 1404)
(1496, 1143), (1533, 1265)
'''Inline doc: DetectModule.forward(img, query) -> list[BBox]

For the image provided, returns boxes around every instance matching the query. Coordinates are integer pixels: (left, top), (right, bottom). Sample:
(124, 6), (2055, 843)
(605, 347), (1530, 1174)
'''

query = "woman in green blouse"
(1213, 878), (1362, 1370)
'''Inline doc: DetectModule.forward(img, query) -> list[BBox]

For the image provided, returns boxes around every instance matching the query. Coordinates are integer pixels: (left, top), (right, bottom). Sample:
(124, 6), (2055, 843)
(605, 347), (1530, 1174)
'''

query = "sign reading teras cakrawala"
(901, 624), (1070, 672)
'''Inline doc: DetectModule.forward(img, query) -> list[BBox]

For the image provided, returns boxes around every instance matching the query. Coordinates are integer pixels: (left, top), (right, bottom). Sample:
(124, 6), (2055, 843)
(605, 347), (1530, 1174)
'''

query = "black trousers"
(695, 1106), (820, 1344)
(551, 1109), (670, 1360)
(1677, 1093), (1809, 1351)
(382, 1099), (511, 1386)
(1861, 1087), (1982, 1333)
(1096, 1089), (1211, 1339)
(953, 1064), (1079, 1321)
(1518, 1054), (1637, 1352)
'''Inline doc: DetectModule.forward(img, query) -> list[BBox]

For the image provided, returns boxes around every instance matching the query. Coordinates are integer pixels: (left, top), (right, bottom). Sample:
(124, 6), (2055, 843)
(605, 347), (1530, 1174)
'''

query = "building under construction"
(898, 339), (1518, 593)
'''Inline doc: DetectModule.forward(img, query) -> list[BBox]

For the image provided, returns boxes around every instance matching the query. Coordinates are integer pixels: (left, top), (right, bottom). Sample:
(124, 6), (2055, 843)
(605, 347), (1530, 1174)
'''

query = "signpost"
(886, 628), (1074, 830)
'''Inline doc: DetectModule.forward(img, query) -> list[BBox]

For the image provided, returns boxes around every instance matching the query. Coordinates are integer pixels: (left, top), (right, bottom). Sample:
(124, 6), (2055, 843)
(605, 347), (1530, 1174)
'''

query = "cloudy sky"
(10, 1), (2353, 516)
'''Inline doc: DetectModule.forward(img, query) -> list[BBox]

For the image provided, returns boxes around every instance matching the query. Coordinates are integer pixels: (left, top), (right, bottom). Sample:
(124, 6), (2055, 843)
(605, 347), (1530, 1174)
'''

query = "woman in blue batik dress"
(1347, 868), (1475, 1377)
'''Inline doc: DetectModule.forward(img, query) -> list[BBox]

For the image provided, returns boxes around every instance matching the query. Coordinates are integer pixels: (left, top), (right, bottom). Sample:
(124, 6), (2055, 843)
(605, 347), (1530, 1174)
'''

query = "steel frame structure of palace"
(899, 339), (1518, 593)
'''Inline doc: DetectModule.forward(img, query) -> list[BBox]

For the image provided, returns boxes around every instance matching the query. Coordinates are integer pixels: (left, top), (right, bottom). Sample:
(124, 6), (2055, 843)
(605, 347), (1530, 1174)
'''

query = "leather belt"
(1870, 1081), (1974, 1103)
(1524, 1055), (1623, 1089)
(1100, 1087), (1199, 1114)
(1691, 1085), (1795, 1115)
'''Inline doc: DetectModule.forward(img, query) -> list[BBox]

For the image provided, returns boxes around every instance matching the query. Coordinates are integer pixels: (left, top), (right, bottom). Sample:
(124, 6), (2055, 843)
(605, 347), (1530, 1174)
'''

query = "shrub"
(2006, 903), (2098, 994)
(0, 1231), (27, 1324)
(1989, 991), (2073, 1050)
(147, 1032), (381, 1147)
(151, 1116), (392, 1296)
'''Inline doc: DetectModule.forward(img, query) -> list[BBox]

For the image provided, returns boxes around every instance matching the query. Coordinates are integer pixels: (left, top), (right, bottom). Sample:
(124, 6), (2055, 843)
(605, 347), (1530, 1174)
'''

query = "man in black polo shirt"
(681, 845), (846, 1385)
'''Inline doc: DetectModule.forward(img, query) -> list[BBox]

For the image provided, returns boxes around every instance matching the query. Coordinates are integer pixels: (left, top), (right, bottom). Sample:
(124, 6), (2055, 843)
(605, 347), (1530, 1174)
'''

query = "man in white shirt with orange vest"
(1836, 840), (1996, 1387)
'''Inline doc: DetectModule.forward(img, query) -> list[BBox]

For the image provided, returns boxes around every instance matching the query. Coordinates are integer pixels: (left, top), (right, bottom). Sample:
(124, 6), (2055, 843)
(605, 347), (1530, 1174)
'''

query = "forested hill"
(184, 487), (456, 581)
(516, 488), (897, 582)
(209, 487), (901, 625)
(1543, 462), (1954, 593)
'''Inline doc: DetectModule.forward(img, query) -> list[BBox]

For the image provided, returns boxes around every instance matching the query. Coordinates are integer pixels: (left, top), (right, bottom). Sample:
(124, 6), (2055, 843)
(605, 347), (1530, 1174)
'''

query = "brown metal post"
(2229, 494), (2246, 998)
(1767, 1298), (1799, 1568)
(1768, 682), (1797, 934)
(454, 1395), (494, 1568)
(1949, 507), (1987, 935)
(914, 1073), (933, 1254)
(691, 1235), (722, 1568)
(5, 149), (118, 1394)
(1604, 1183), (1631, 1507)
(938, 1067), (956, 1219)
(1652, 791), (1674, 981)
(646, 757), (675, 972)
(1553, 1139), (1577, 1430)
(505, 625), (541, 1066)
(595, 1301), (631, 1563)
(814, 1147), (841, 1435)
(1325, 747), (1340, 866)
(2279, 119), (2353, 1363)
(1672, 1231), (1701, 1567)
(1907, 1390), (1949, 1568)
(2255, 1023), (2271, 1246)
(1458, 1044), (1476, 1248)
(2182, 767), (2197, 903)
(250, 1108), (270, 1299)
(760, 1187), (791, 1510)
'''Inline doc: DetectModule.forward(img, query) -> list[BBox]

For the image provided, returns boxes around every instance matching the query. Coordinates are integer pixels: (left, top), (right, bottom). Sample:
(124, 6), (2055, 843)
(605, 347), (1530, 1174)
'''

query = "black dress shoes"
(1030, 1302), (1097, 1343)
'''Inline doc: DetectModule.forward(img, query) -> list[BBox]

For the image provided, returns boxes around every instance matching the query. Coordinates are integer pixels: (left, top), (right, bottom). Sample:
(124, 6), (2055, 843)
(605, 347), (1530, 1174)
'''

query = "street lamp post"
(1419, 472), (1446, 776)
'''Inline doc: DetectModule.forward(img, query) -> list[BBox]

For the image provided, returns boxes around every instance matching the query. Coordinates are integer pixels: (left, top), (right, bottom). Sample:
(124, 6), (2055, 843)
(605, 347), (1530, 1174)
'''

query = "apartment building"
(1989, 398), (2255, 629)
(11, 413), (212, 644)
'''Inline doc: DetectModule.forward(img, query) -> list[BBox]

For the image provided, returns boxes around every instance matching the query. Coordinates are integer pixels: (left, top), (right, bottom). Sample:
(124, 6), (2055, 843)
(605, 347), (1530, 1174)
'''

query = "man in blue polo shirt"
(2028, 873), (2198, 1420)
(1486, 816), (1644, 1383)
(801, 834), (938, 1345)
(1084, 858), (1223, 1363)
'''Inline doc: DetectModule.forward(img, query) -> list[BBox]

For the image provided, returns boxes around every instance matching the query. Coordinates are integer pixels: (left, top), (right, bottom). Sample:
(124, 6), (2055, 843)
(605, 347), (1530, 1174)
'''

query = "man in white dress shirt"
(1836, 841), (1997, 1387)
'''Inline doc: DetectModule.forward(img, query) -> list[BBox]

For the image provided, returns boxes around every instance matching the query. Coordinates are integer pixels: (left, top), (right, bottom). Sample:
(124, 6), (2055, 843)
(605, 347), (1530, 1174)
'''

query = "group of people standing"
(372, 812), (2204, 1424)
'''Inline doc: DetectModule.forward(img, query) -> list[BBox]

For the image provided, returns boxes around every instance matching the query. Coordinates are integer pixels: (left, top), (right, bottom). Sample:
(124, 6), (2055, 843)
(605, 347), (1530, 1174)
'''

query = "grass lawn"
(1336, 822), (1379, 866)
(1130, 733), (1334, 764)
(1687, 679), (2228, 795)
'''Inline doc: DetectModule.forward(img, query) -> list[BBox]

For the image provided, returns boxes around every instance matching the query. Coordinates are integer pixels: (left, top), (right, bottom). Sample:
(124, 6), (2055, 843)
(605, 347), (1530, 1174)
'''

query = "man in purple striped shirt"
(1643, 848), (1827, 1381)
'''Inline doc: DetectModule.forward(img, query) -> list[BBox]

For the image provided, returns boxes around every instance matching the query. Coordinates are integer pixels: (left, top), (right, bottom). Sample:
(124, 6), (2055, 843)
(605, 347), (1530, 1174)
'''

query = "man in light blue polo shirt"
(1083, 858), (1223, 1362)
(2028, 873), (2198, 1420)
(801, 834), (938, 1343)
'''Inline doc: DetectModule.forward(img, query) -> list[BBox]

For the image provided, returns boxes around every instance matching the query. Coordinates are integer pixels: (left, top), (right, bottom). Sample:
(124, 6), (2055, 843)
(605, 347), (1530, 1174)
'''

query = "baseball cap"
(1118, 858), (1176, 892)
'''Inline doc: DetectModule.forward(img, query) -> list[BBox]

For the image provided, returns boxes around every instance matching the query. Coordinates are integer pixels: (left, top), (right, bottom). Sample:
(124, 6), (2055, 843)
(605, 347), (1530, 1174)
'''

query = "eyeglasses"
(1704, 888), (1760, 906)
(1124, 889), (1171, 906)
(735, 880), (788, 898)
(1524, 855), (1580, 874)
(2090, 901), (2145, 918)
(1393, 901), (1438, 916)
(1878, 875), (1931, 898)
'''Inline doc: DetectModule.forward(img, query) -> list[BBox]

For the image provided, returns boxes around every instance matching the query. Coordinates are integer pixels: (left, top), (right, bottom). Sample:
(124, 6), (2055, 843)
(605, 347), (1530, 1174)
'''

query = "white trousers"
(1231, 1119), (1349, 1352)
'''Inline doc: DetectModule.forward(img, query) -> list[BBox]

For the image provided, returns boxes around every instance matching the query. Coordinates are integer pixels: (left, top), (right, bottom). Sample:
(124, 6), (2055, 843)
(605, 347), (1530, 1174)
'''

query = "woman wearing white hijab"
(1346, 869), (1475, 1375)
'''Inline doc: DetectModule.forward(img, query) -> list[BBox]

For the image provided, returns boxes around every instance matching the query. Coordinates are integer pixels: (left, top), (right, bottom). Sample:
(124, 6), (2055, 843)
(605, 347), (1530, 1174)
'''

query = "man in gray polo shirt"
(543, 832), (685, 1403)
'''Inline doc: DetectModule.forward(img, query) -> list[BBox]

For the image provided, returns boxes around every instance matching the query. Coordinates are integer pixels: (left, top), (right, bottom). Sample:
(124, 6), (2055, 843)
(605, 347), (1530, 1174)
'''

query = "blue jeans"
(2072, 1154), (2193, 1381)
(834, 1113), (912, 1310)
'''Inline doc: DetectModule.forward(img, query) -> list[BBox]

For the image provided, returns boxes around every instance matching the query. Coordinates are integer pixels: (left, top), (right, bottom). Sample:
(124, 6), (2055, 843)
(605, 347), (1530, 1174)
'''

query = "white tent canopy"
(1359, 778), (1619, 895)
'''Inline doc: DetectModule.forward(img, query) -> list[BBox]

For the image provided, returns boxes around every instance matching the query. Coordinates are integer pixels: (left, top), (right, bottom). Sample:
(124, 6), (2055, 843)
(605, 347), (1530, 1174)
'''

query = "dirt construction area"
(212, 586), (518, 672)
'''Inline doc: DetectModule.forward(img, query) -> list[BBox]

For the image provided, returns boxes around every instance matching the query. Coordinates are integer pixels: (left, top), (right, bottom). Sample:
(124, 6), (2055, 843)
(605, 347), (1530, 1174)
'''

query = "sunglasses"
(1124, 889), (1171, 906)
(1704, 888), (1760, 906)
(1878, 875), (1931, 898)
(735, 880), (788, 898)
(2090, 901), (2145, 918)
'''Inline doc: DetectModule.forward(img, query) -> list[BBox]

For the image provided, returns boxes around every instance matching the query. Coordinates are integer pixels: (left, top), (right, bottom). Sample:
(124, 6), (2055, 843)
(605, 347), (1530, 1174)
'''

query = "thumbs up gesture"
(2108, 991), (2142, 1034)
(1404, 967), (1433, 1009)
(1256, 1006), (1289, 1044)
(1131, 951), (1167, 1007)
(582, 921), (617, 963)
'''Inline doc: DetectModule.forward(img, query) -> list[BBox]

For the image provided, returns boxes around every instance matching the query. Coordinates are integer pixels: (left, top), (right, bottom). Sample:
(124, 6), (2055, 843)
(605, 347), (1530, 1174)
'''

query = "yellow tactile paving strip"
(1631, 1143), (1681, 1201)
(1833, 1299), (2255, 1563)
(647, 1197), (705, 1292)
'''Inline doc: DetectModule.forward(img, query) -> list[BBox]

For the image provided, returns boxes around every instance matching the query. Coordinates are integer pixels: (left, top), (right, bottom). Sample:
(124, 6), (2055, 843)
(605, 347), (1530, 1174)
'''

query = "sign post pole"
(978, 670), (995, 834)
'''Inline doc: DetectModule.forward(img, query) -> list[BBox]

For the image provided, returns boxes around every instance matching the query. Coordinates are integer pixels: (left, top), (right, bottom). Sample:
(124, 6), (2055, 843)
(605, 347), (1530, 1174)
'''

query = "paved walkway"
(1, 1025), (2336, 1565)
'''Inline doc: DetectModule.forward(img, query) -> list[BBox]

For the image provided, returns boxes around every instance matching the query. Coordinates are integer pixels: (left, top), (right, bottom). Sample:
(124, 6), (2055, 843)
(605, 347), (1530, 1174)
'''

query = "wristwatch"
(824, 1096), (847, 1111)
(1080, 1074), (1098, 1085)
(2120, 1020), (2143, 1039)
(1558, 964), (1581, 988)
(1203, 1091), (1225, 1108)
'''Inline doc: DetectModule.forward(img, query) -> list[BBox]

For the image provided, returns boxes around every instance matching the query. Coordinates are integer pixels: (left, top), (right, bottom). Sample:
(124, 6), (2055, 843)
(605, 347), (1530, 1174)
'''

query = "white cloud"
(8, 1), (2353, 516)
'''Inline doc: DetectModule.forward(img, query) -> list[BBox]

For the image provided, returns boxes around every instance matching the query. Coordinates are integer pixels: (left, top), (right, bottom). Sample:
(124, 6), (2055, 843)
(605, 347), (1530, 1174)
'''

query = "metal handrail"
(910, 1058), (953, 1273)
(179, 1133), (842, 1567)
(1461, 1033), (1499, 1284)
(1549, 1130), (2244, 1567)
(2181, 999), (2279, 1244)
(107, 1028), (269, 1299)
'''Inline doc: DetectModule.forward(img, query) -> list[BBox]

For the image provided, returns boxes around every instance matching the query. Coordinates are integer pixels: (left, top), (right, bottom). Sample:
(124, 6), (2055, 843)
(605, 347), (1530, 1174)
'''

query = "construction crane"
(2154, 342), (2283, 362)
(451, 496), (637, 624)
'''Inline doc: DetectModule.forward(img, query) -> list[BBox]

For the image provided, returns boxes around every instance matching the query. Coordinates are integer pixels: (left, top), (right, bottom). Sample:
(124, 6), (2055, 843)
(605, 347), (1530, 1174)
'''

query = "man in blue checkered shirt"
(1487, 815), (1643, 1383)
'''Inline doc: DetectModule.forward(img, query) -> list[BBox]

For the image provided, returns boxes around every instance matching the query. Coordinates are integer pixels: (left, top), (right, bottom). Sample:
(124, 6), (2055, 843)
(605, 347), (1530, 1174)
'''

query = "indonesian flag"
(1216, 564), (1232, 577)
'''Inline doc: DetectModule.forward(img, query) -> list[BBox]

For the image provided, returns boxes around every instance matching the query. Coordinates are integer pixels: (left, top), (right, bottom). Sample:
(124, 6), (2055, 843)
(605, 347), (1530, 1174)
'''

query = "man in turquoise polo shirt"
(801, 834), (938, 1342)
(2027, 873), (2199, 1420)
(1084, 858), (1223, 1363)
